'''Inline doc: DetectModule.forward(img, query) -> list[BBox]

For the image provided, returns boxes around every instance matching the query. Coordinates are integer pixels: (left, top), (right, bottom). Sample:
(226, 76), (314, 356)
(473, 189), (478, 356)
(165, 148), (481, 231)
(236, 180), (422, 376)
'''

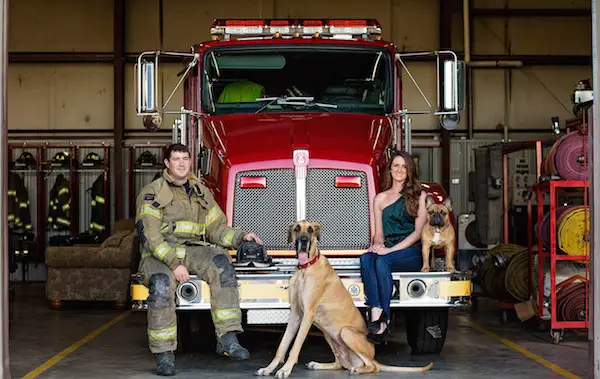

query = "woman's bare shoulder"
(374, 189), (393, 208)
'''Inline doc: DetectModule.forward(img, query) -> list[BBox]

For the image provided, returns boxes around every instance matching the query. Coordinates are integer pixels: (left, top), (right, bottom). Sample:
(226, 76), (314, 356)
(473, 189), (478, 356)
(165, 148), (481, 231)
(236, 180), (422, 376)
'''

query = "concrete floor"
(8, 282), (590, 379)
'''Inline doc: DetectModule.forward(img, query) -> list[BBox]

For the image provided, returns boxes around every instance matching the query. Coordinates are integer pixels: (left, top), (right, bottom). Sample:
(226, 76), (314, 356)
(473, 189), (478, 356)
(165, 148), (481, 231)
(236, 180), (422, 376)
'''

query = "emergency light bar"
(210, 19), (382, 40)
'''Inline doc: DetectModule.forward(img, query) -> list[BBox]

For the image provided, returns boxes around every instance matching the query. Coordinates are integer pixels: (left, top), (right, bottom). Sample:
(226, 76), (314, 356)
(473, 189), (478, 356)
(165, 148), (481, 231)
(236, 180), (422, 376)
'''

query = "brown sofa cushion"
(46, 233), (137, 269)
(101, 230), (132, 248)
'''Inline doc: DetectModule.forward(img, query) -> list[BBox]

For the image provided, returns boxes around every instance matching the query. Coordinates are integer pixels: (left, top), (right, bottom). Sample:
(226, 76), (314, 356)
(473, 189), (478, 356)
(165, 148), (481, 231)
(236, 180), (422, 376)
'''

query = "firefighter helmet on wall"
(15, 152), (36, 167)
(137, 151), (158, 166)
(83, 152), (103, 167)
(52, 152), (70, 167)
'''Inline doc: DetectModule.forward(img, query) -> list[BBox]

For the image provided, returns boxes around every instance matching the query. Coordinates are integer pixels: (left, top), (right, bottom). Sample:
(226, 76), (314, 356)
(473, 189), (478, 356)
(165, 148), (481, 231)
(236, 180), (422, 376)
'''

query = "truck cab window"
(202, 46), (392, 115)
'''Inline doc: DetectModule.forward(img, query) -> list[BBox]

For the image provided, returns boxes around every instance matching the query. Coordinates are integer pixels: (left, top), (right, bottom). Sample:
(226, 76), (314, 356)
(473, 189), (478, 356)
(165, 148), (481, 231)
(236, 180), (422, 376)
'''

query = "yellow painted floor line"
(23, 311), (131, 379)
(460, 316), (582, 379)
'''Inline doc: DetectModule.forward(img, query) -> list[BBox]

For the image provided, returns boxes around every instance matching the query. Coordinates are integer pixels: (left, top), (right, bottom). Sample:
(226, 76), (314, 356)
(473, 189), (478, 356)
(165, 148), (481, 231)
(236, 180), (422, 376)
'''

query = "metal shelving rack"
(526, 110), (591, 343)
(531, 178), (589, 342)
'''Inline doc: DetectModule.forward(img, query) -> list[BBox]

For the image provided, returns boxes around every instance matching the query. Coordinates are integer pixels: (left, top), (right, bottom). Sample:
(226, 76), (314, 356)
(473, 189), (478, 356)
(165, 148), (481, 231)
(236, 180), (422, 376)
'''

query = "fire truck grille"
(233, 169), (296, 250)
(233, 168), (370, 251)
(306, 169), (370, 250)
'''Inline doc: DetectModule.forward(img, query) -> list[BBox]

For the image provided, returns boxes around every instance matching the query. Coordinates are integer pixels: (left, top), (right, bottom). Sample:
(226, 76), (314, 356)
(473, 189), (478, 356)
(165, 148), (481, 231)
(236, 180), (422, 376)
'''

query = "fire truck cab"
(130, 18), (471, 355)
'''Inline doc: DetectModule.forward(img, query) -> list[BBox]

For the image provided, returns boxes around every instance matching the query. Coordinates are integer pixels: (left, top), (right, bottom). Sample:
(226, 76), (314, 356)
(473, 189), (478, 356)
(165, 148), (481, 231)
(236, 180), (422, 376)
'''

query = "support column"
(114, 0), (125, 222)
(590, 1), (600, 377)
(0, 0), (10, 376)
(439, 0), (452, 191)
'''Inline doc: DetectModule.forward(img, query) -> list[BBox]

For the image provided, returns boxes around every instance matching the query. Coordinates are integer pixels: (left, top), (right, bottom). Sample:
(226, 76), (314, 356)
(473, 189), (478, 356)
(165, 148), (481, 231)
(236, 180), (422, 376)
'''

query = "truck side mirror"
(134, 51), (198, 132)
(440, 59), (466, 130)
(442, 59), (465, 111)
(137, 57), (158, 114)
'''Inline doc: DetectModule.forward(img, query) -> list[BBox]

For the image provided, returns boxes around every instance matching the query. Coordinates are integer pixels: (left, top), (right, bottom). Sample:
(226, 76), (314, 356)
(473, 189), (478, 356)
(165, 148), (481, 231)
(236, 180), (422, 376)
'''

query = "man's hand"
(173, 265), (190, 283)
(244, 232), (263, 245)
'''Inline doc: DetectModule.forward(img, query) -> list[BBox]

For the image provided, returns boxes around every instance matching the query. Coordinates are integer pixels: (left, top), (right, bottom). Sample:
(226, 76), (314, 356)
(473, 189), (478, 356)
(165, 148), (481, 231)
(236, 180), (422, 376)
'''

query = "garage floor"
(8, 283), (589, 379)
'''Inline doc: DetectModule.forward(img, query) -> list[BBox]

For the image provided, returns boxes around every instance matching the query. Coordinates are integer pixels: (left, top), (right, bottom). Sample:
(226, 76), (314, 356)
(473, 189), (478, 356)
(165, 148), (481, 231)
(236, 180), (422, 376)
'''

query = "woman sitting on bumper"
(360, 150), (428, 344)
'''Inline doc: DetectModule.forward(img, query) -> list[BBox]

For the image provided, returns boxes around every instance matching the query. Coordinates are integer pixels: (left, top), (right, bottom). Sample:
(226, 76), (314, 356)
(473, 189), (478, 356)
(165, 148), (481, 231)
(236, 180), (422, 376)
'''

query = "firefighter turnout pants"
(140, 245), (243, 353)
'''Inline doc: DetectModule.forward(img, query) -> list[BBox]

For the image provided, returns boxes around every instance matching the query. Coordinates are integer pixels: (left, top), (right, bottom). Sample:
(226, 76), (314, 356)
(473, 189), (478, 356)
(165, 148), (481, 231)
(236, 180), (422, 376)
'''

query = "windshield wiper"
(254, 96), (338, 114)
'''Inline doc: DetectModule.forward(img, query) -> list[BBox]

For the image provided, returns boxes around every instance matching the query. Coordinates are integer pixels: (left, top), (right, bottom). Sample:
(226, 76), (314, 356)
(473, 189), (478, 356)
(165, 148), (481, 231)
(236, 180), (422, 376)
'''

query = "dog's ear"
(287, 223), (296, 244)
(443, 196), (453, 212)
(311, 222), (322, 241)
(425, 194), (435, 209)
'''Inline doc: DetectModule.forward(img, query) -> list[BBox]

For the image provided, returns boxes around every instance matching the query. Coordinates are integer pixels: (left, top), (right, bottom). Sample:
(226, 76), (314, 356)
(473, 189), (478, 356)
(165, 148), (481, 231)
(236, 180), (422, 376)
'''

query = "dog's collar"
(297, 251), (321, 269)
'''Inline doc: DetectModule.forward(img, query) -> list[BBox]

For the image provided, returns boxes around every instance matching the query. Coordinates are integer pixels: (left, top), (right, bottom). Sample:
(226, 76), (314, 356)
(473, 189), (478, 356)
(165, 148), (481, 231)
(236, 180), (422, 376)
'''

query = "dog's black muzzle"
(295, 236), (311, 256)
(429, 213), (446, 227)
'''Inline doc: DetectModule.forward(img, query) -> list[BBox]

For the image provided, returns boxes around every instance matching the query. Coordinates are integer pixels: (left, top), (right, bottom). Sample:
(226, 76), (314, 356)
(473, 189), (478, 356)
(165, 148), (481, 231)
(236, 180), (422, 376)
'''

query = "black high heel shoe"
(367, 323), (390, 345)
(367, 311), (385, 334)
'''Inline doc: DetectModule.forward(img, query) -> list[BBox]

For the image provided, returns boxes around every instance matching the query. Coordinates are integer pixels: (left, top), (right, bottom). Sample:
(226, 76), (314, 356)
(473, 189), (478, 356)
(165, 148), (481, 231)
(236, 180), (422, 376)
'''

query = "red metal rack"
(531, 179), (590, 336)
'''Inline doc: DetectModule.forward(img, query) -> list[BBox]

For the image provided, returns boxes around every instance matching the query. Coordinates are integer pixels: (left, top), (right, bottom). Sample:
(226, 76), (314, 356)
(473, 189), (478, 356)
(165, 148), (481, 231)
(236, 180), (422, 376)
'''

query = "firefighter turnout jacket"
(135, 169), (247, 269)
(89, 174), (107, 234)
(8, 172), (32, 231)
(47, 174), (71, 231)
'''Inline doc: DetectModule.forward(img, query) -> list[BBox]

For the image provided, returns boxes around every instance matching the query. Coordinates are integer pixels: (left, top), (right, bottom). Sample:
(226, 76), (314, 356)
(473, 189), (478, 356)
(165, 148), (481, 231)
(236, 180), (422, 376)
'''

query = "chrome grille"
(306, 169), (370, 249)
(232, 168), (371, 251)
(233, 169), (296, 249)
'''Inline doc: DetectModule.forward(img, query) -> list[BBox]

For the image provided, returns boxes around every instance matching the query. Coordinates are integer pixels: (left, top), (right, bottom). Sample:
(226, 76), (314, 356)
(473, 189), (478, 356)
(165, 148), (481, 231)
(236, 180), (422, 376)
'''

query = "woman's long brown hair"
(385, 150), (422, 218)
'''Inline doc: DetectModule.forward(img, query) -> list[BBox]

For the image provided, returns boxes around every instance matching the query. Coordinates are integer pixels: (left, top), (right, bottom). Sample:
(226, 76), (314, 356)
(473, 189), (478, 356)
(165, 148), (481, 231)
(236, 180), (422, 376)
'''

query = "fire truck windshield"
(201, 45), (393, 115)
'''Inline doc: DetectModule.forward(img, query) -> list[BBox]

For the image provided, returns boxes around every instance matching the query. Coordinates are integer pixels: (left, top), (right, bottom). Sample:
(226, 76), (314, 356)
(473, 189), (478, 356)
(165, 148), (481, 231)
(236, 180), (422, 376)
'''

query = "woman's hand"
(368, 243), (384, 252)
(371, 245), (391, 255)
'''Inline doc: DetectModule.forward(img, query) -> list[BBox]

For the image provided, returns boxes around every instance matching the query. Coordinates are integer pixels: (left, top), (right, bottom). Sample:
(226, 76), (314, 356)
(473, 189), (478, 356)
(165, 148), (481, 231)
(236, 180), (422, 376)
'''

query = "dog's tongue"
(298, 252), (309, 265)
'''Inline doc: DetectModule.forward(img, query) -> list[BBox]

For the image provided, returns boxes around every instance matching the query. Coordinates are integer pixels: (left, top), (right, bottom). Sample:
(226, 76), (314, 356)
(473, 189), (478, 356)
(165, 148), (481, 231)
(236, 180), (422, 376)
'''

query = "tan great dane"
(255, 220), (434, 377)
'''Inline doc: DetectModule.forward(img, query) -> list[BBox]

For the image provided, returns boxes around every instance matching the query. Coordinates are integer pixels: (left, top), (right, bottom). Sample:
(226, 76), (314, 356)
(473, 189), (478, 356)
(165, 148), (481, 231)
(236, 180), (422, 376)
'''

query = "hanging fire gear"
(89, 174), (108, 235)
(47, 174), (71, 231)
(8, 172), (33, 259)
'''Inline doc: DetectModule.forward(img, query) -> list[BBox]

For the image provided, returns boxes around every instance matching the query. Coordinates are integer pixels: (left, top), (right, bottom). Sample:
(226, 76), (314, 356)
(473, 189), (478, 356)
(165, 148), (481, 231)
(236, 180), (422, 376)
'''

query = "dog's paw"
(275, 367), (292, 378)
(420, 266), (431, 273)
(306, 361), (317, 370)
(255, 367), (274, 376)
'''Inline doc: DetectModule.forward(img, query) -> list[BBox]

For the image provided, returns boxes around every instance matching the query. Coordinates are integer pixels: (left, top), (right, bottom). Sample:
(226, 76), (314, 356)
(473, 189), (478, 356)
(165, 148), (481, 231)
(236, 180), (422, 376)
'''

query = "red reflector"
(240, 176), (266, 188)
(303, 20), (323, 26)
(328, 20), (367, 27)
(335, 176), (361, 188)
(270, 20), (290, 26)
(225, 20), (264, 26)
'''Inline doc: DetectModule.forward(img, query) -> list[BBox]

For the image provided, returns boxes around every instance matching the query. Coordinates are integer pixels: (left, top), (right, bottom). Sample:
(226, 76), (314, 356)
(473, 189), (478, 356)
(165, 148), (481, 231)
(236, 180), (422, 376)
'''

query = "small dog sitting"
(421, 194), (456, 273)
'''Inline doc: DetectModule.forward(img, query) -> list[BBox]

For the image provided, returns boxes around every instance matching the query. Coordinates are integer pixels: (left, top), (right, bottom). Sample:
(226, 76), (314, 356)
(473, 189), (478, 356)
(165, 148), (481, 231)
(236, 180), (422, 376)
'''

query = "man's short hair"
(165, 143), (190, 160)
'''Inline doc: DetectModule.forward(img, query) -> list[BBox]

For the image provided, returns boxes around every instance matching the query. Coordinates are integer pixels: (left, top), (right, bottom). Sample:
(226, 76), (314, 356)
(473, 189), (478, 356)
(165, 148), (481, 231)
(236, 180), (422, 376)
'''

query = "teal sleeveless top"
(382, 195), (420, 249)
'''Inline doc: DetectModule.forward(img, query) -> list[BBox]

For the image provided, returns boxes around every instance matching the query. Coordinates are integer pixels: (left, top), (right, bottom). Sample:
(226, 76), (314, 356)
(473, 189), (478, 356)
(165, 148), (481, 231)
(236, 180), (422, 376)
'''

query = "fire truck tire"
(176, 312), (214, 353)
(404, 308), (448, 354)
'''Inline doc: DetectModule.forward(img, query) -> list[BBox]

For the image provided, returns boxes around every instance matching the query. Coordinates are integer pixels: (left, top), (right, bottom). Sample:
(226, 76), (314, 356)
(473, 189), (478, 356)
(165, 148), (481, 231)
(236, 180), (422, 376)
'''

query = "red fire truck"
(130, 18), (471, 354)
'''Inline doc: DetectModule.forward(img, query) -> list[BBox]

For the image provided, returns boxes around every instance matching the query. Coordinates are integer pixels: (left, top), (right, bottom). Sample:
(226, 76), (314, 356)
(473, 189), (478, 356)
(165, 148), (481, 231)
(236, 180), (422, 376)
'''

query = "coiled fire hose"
(554, 131), (588, 181)
(557, 206), (589, 260)
(538, 206), (571, 250)
(479, 244), (529, 303)
(542, 130), (588, 180)
(556, 278), (588, 322)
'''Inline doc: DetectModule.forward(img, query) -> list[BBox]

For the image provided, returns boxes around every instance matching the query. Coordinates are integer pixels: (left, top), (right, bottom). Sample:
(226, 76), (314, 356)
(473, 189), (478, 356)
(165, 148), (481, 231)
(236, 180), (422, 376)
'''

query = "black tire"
(176, 311), (192, 353)
(177, 311), (215, 353)
(405, 308), (449, 354)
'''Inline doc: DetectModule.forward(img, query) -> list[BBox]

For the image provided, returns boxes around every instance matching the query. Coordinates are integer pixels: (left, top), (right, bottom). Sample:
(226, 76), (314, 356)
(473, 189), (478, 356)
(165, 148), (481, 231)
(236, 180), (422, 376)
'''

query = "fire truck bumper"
(130, 269), (472, 322)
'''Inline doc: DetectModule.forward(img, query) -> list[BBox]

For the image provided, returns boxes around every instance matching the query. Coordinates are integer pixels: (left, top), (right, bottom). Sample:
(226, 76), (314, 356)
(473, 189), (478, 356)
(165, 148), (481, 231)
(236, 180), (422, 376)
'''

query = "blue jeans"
(359, 245), (422, 322)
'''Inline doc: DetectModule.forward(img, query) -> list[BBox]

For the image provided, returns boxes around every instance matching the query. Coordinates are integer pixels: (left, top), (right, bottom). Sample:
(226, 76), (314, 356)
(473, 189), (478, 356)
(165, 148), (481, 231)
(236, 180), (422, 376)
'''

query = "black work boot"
(216, 332), (250, 360)
(156, 351), (175, 376)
